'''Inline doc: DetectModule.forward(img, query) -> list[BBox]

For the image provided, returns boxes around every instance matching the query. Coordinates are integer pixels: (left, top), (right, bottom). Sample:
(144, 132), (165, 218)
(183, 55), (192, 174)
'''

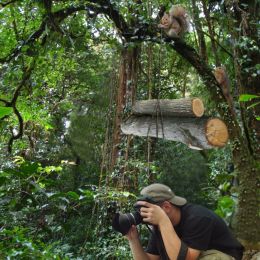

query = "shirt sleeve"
(181, 216), (214, 251)
(145, 232), (160, 255)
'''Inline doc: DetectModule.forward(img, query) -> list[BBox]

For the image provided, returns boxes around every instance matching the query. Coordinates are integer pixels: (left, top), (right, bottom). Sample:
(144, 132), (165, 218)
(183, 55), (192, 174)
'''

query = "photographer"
(125, 183), (244, 260)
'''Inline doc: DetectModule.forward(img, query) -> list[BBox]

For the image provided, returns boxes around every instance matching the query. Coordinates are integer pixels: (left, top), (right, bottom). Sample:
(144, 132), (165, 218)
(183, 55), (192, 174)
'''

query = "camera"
(112, 196), (156, 235)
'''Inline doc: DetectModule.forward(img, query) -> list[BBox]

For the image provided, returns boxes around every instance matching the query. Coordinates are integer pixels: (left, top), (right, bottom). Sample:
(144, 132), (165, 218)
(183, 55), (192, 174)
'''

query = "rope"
(146, 31), (166, 180)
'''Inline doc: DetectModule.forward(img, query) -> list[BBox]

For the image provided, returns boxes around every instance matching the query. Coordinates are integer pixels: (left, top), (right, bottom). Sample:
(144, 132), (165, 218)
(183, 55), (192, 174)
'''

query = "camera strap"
(177, 241), (188, 260)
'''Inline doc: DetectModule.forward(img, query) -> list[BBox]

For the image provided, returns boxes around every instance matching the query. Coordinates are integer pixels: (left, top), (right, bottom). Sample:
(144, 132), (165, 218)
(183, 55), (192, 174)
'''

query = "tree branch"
(199, 28), (233, 58)
(0, 1), (129, 63)
(0, 5), (87, 63)
(11, 61), (35, 105)
(6, 59), (36, 153)
(0, 98), (10, 105)
(0, 0), (18, 8)
(8, 105), (23, 153)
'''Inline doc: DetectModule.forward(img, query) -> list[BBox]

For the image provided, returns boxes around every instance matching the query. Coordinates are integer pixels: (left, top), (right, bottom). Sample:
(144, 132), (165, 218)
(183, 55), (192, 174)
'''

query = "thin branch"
(0, 0), (18, 8)
(6, 59), (36, 153)
(0, 22), (46, 63)
(10, 5), (20, 41)
(8, 105), (23, 153)
(0, 98), (10, 105)
(0, 1), (129, 64)
(11, 61), (35, 105)
(0, 6), (85, 63)
(199, 28), (233, 58)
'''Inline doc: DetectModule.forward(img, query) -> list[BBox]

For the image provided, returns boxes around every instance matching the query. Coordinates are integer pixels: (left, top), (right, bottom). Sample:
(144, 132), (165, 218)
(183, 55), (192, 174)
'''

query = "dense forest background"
(0, 0), (259, 259)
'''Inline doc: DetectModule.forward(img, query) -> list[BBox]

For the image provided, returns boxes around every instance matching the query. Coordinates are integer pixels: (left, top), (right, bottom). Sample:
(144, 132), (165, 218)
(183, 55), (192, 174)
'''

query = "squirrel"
(158, 5), (189, 38)
(213, 67), (236, 117)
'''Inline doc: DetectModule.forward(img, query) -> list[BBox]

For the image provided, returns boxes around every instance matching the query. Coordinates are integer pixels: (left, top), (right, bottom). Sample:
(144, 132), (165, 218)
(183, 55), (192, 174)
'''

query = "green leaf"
(122, 191), (131, 197)
(20, 162), (40, 175)
(0, 106), (12, 118)
(47, 192), (64, 198)
(256, 117), (260, 121)
(215, 208), (224, 218)
(0, 176), (7, 186)
(218, 196), (234, 208)
(67, 191), (80, 200)
(239, 94), (259, 102)
(44, 166), (62, 174)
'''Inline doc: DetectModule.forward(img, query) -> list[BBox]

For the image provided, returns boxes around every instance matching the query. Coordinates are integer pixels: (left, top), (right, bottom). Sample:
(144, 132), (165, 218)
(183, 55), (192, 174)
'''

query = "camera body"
(112, 196), (157, 235)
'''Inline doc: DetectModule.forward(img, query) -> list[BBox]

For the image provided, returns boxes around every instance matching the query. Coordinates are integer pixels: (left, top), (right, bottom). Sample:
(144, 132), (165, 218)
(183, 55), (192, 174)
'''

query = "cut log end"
(205, 118), (229, 147)
(192, 98), (204, 117)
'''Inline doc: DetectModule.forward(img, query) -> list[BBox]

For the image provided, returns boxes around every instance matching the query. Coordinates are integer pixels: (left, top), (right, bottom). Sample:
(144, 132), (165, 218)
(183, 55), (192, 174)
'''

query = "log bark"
(132, 98), (204, 117)
(121, 116), (228, 150)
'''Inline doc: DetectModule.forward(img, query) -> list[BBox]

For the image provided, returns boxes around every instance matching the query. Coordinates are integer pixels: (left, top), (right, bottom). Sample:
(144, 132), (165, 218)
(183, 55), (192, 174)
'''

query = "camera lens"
(112, 211), (143, 235)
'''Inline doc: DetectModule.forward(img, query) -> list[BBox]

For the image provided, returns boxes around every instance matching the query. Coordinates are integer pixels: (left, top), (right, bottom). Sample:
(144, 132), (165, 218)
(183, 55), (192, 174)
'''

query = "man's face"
(159, 201), (172, 215)
(159, 201), (179, 224)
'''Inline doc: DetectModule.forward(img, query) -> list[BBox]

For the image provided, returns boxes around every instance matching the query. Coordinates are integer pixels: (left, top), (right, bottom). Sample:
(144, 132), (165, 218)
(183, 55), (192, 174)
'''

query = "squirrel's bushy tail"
(169, 5), (189, 34)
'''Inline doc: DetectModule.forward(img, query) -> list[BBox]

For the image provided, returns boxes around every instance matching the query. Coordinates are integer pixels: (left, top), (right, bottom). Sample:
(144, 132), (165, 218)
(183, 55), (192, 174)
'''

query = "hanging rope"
(146, 32), (166, 180)
(99, 64), (118, 189)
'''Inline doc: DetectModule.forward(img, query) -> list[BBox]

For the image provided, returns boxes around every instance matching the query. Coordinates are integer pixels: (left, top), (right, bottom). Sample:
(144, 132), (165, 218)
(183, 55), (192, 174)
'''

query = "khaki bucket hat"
(140, 183), (187, 206)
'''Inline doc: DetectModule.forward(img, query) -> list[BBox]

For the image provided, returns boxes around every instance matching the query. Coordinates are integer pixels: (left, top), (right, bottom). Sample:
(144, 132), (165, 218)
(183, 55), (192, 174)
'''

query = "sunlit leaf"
(44, 166), (62, 174)
(239, 94), (259, 102)
(0, 106), (12, 118)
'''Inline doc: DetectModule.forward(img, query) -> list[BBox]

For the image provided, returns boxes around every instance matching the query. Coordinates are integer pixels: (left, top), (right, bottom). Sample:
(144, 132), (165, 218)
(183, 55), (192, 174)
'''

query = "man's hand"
(125, 225), (139, 241)
(125, 224), (155, 260)
(136, 201), (168, 226)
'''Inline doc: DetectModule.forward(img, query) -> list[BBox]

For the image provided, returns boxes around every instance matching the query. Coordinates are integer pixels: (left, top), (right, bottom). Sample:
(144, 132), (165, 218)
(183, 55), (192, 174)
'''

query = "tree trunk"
(191, 0), (208, 63)
(111, 49), (128, 169)
(201, 0), (220, 66)
(122, 116), (229, 150)
(111, 47), (140, 170)
(227, 0), (260, 246)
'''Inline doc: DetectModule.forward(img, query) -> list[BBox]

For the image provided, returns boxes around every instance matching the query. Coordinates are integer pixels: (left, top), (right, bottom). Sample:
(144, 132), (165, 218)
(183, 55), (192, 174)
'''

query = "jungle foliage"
(0, 0), (259, 259)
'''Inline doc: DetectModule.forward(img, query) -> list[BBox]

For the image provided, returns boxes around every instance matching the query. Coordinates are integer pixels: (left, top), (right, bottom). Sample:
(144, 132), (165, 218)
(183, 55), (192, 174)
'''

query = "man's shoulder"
(179, 204), (222, 236)
(181, 203), (218, 221)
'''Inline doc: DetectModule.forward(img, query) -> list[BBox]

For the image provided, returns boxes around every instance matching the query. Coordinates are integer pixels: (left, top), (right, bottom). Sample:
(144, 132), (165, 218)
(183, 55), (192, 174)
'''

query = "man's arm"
(125, 226), (160, 260)
(159, 217), (201, 260)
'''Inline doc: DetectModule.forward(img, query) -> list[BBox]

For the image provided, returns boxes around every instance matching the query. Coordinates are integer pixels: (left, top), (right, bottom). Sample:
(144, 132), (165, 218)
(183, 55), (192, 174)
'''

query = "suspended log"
(132, 98), (204, 117)
(121, 116), (229, 150)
